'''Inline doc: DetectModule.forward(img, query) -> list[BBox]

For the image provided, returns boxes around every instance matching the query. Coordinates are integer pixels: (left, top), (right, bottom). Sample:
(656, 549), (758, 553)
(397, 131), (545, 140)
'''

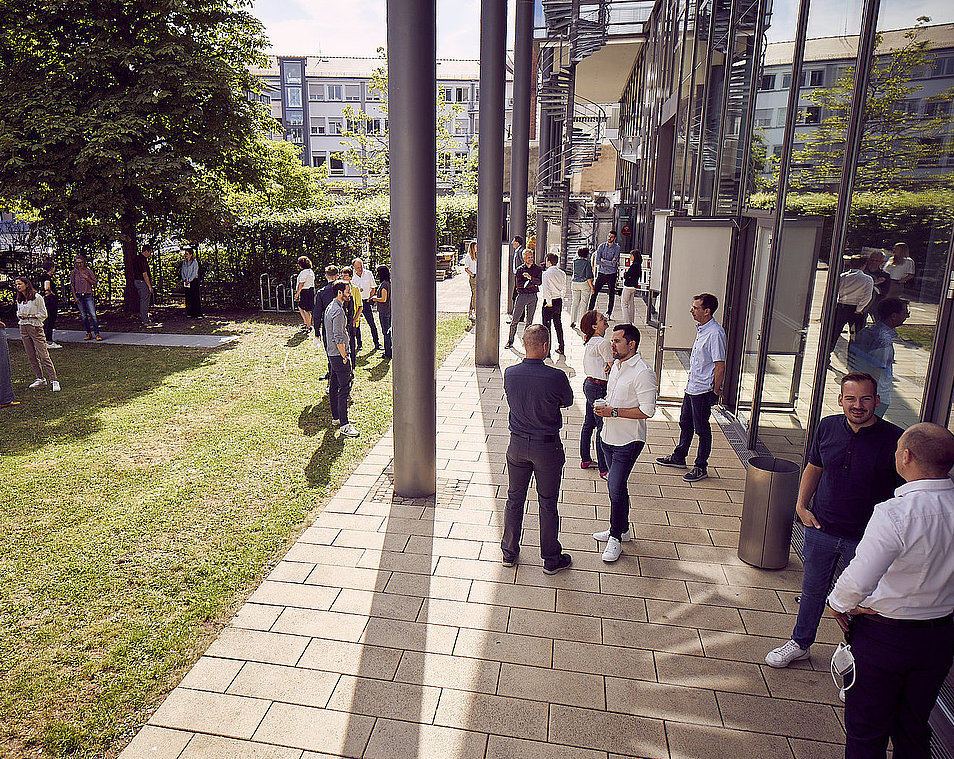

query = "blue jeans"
(75, 294), (100, 335)
(328, 355), (352, 425)
(603, 439), (644, 539)
(379, 310), (391, 357)
(673, 391), (717, 469)
(580, 379), (608, 472)
(792, 526), (859, 649)
(361, 301), (380, 348)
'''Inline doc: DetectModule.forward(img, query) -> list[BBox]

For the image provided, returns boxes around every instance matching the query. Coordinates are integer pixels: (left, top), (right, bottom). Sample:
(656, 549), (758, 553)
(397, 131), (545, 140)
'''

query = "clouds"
(251, 0), (517, 58)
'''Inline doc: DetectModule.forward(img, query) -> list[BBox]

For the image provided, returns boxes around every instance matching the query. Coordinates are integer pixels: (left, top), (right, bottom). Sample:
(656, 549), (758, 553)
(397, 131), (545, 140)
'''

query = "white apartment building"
(251, 56), (514, 188)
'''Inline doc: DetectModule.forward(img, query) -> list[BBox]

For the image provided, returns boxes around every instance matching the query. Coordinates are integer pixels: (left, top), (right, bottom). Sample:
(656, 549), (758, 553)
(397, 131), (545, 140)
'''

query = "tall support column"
(510, 0), (533, 246)
(535, 47), (554, 263)
(388, 0), (437, 497)
(476, 0), (508, 366)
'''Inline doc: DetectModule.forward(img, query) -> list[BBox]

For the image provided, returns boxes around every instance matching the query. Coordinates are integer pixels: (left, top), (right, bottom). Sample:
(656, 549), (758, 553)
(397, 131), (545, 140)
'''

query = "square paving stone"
(364, 719), (488, 759)
(252, 703), (373, 756)
(149, 689), (270, 740)
(118, 726), (192, 759)
(226, 661), (339, 709)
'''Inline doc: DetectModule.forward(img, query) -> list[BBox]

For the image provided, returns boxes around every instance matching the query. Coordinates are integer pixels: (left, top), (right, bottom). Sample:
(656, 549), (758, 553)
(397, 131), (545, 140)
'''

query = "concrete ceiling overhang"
(574, 39), (643, 104)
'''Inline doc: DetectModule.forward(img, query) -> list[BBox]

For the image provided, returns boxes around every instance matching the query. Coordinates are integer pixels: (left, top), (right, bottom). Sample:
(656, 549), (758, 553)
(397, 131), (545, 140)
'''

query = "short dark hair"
(376, 265), (390, 281)
(877, 297), (907, 321)
(325, 265), (339, 278)
(694, 293), (719, 314)
(840, 372), (878, 396)
(577, 247), (590, 258)
(512, 235), (525, 247)
(297, 256), (312, 269)
(608, 230), (617, 237)
(522, 324), (550, 352)
(43, 258), (55, 271)
(546, 253), (559, 266)
(902, 423), (954, 477)
(613, 323), (640, 350)
(141, 244), (153, 252)
(332, 281), (348, 295)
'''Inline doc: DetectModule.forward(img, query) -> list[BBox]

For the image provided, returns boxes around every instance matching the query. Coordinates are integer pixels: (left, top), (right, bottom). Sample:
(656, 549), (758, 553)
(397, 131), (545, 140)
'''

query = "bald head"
(522, 325), (550, 358)
(898, 423), (954, 479)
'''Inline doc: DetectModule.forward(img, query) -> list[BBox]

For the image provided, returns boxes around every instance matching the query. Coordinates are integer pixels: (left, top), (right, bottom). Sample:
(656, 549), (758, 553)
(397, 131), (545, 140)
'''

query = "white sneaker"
(51, 381), (61, 392)
(28, 378), (47, 389)
(332, 419), (341, 427)
(46, 342), (63, 349)
(602, 537), (622, 562)
(765, 639), (810, 668)
(593, 528), (632, 542)
(340, 424), (360, 437)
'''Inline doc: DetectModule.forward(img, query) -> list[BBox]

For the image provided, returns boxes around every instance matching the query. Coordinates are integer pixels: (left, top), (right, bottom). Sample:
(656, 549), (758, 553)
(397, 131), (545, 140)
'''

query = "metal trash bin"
(738, 456), (801, 569)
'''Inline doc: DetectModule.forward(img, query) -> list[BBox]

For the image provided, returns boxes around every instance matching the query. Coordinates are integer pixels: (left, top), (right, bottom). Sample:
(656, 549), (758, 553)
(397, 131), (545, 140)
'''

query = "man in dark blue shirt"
(766, 372), (903, 668)
(502, 324), (574, 574)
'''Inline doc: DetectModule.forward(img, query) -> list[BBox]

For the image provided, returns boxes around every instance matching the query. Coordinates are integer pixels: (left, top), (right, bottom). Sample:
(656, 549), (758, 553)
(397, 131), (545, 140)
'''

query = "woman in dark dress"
(372, 265), (392, 359)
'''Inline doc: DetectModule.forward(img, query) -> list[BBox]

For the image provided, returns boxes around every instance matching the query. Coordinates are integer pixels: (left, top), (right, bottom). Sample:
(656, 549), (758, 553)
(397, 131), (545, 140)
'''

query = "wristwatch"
(611, 408), (619, 418)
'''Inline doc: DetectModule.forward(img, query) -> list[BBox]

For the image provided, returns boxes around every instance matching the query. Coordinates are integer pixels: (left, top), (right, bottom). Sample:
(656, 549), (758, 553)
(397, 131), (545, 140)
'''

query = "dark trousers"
(831, 303), (865, 354)
(328, 355), (352, 425)
(603, 440), (644, 538)
(501, 434), (565, 568)
(508, 293), (537, 343)
(673, 391), (717, 469)
(43, 295), (58, 342)
(379, 310), (392, 358)
(185, 283), (202, 317)
(845, 614), (954, 759)
(541, 298), (565, 353)
(580, 378), (608, 472)
(588, 272), (617, 315)
(347, 323), (358, 360)
(361, 301), (380, 348)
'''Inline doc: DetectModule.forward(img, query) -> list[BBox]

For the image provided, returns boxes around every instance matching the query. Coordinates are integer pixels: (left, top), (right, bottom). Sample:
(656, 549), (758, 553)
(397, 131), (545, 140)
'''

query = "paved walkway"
(2, 328), (237, 349)
(120, 297), (847, 759)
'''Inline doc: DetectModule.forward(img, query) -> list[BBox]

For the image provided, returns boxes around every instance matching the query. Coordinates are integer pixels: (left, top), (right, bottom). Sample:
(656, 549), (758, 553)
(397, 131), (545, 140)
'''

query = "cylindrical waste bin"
(738, 456), (801, 569)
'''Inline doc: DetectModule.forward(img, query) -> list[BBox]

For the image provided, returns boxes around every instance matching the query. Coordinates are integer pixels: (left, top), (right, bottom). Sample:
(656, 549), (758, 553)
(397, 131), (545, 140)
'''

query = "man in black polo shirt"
(505, 247), (542, 349)
(501, 324), (574, 574)
(766, 372), (903, 668)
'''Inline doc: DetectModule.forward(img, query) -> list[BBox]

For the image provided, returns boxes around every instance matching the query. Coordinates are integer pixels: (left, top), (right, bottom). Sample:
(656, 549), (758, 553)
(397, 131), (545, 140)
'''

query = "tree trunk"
(120, 212), (139, 312)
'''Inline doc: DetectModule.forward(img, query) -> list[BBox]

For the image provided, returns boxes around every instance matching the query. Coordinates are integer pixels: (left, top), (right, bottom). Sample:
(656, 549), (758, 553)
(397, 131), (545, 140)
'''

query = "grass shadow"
(285, 331), (309, 347)
(298, 402), (331, 437)
(304, 427), (347, 486)
(365, 356), (392, 383)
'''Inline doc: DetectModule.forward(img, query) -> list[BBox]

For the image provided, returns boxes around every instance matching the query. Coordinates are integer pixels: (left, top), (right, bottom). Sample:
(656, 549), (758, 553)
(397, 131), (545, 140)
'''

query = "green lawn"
(0, 313), (468, 758)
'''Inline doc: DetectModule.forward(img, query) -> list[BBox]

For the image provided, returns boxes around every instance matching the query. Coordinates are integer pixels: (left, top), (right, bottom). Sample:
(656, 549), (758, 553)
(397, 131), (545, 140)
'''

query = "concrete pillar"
(510, 0), (533, 245)
(475, 0), (508, 366)
(388, 0), (437, 497)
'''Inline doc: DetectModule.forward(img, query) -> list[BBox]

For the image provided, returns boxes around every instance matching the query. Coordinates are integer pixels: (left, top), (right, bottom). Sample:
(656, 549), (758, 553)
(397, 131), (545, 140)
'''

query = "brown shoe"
(95, 335), (103, 341)
(84, 334), (92, 340)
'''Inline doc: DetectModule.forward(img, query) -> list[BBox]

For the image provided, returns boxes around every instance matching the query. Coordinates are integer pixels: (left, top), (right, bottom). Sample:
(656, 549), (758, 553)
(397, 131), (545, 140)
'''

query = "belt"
(511, 432), (557, 443)
(868, 612), (953, 628)
(586, 377), (607, 385)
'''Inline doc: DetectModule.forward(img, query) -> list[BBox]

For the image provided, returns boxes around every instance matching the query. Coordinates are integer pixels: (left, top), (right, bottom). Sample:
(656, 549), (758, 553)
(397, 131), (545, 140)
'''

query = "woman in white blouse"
(884, 242), (915, 298)
(294, 256), (316, 333)
(579, 310), (614, 477)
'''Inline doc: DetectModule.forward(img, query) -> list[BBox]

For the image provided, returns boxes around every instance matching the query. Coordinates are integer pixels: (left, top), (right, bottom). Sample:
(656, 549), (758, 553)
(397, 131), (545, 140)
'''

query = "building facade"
(251, 56), (514, 188)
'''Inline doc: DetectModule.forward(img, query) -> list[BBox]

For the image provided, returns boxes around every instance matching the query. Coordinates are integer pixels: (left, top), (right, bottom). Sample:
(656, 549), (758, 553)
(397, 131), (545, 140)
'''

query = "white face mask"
(831, 642), (856, 700)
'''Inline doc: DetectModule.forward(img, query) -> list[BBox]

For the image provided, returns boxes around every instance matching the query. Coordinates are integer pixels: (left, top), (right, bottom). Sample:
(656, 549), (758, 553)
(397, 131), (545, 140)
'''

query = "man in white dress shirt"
(830, 255), (874, 357)
(540, 253), (567, 357)
(827, 423), (954, 759)
(593, 323), (657, 562)
(351, 258), (380, 352)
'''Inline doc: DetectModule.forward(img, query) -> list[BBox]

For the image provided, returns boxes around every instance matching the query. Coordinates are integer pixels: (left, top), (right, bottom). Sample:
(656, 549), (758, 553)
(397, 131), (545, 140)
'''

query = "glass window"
(309, 86), (324, 101)
(444, 88), (453, 102)
(287, 128), (303, 144)
(282, 61), (302, 83)
(760, 74), (777, 91)
(755, 108), (773, 127)
(345, 85), (360, 101)
(313, 154), (326, 168)
(286, 109), (303, 126)
(327, 85), (342, 101)
(803, 106), (822, 125)
(776, 107), (789, 126)
(286, 87), (302, 108)
(782, 72), (792, 89)
(330, 157), (344, 175)
(328, 119), (343, 135)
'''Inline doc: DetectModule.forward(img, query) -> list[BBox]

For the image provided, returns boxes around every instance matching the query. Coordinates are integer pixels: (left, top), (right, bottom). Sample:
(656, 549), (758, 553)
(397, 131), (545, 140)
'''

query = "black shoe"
(502, 555), (517, 568)
(655, 455), (688, 469)
(504, 342), (513, 349)
(684, 466), (709, 483)
(543, 553), (572, 575)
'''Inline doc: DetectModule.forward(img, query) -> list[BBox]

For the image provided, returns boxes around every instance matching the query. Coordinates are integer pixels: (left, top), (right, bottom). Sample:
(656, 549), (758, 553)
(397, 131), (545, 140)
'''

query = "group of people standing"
(293, 256), (393, 439)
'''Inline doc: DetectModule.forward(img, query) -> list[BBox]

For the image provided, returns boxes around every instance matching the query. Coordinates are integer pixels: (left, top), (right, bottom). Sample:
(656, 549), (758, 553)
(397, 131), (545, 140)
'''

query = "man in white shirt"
(830, 255), (874, 357)
(540, 253), (567, 356)
(656, 293), (727, 482)
(351, 258), (380, 352)
(827, 423), (954, 759)
(593, 323), (657, 562)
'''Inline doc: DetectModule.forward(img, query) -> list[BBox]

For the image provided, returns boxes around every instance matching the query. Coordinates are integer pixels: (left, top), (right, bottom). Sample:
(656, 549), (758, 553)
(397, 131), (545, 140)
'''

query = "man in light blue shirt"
(656, 293), (726, 482)
(588, 230), (621, 317)
(847, 297), (909, 417)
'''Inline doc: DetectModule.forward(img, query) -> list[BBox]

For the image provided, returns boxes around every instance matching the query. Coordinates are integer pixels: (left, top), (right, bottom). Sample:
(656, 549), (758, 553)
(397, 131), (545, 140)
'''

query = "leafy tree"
(0, 0), (271, 309)
(332, 49), (475, 196)
(787, 19), (954, 192)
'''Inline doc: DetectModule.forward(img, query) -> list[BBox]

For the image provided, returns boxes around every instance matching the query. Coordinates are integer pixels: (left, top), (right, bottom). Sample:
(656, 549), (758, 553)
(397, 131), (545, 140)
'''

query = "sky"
(250, 0), (517, 59)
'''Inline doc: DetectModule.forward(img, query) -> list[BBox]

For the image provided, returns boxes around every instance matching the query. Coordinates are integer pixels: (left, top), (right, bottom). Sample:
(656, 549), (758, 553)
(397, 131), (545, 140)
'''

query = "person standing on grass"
(827, 423), (954, 759)
(505, 247), (542, 349)
(0, 318), (19, 407)
(70, 255), (101, 340)
(764, 372), (903, 669)
(501, 324), (574, 575)
(180, 246), (203, 319)
(569, 247), (594, 329)
(340, 267), (362, 358)
(134, 245), (156, 327)
(42, 259), (61, 349)
(655, 293), (726, 483)
(588, 230), (621, 317)
(352, 258), (380, 352)
(462, 240), (478, 322)
(371, 265), (392, 360)
(579, 310), (614, 477)
(294, 256), (315, 333)
(313, 265), (340, 359)
(324, 281), (359, 438)
(593, 323), (657, 563)
(15, 277), (59, 392)
(540, 252), (567, 358)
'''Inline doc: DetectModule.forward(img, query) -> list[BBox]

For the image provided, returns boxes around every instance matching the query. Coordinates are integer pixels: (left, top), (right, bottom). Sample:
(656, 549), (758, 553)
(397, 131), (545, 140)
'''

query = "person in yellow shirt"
(340, 267), (362, 357)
